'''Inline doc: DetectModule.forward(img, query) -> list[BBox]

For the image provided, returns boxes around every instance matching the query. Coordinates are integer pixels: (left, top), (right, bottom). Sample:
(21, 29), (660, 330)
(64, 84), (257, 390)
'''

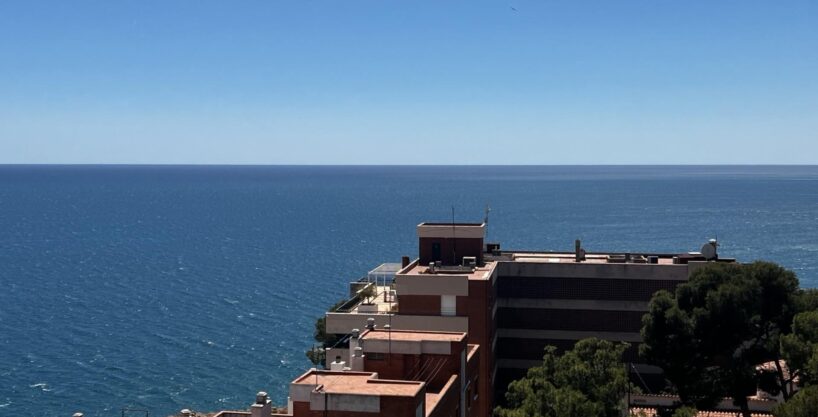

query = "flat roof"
(424, 374), (458, 417)
(361, 329), (467, 343)
(417, 222), (486, 239)
(292, 370), (423, 397)
(399, 261), (496, 280)
(418, 222), (485, 227)
(630, 408), (771, 417)
(509, 252), (677, 265)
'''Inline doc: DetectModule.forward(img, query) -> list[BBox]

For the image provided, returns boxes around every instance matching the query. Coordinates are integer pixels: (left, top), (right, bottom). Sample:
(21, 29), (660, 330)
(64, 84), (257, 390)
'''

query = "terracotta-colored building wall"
(465, 346), (481, 417)
(364, 352), (412, 380)
(397, 294), (441, 315)
(455, 275), (496, 417)
(379, 395), (424, 417)
(290, 393), (422, 417)
(428, 375), (461, 417)
(363, 343), (465, 390)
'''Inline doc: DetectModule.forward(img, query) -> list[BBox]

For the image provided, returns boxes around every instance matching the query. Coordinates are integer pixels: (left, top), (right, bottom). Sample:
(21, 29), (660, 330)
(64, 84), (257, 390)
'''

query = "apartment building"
(213, 327), (480, 417)
(323, 221), (733, 416)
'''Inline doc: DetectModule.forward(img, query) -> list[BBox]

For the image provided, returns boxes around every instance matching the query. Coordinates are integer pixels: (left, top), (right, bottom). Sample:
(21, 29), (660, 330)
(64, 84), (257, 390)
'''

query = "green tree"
(496, 338), (629, 417)
(640, 261), (800, 416)
(671, 407), (697, 417)
(780, 310), (818, 386)
(773, 385), (818, 417)
(305, 299), (346, 366)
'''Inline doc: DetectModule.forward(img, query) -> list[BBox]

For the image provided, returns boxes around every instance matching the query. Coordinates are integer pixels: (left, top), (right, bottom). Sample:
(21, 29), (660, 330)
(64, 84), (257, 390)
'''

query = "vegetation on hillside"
(497, 261), (818, 417)
(640, 261), (818, 417)
(495, 338), (630, 417)
(305, 299), (346, 366)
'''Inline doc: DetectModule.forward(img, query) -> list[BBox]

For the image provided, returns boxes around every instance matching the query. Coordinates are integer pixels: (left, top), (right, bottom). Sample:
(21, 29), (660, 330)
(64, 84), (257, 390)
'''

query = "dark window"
(432, 242), (441, 261)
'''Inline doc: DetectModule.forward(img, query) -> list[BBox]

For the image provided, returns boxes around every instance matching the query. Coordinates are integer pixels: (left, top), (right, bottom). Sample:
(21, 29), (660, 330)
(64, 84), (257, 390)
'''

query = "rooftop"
(417, 222), (485, 227)
(335, 284), (397, 314)
(399, 261), (496, 280)
(509, 252), (677, 265)
(417, 222), (486, 239)
(292, 370), (423, 397)
(424, 374), (459, 416)
(361, 329), (467, 343)
(630, 408), (771, 417)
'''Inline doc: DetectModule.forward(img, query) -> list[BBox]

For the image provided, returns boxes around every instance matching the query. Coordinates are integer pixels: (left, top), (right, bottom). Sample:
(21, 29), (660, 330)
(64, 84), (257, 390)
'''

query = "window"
(441, 295), (456, 316)
(367, 352), (386, 360)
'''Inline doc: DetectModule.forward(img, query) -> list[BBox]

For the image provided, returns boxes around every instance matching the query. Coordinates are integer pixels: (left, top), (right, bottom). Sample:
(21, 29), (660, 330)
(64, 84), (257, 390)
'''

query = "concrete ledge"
(497, 298), (649, 312)
(417, 223), (485, 239)
(496, 359), (662, 374)
(395, 274), (469, 296)
(326, 312), (469, 335)
(497, 262), (689, 280)
(497, 328), (642, 342)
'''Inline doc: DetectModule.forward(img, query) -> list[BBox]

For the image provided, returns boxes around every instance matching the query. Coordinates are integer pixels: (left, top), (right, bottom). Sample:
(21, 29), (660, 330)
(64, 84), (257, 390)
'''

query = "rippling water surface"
(1, 165), (817, 417)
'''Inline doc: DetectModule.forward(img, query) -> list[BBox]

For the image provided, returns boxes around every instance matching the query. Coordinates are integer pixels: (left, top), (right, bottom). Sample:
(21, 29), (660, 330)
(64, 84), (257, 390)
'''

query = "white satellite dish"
(701, 240), (717, 260)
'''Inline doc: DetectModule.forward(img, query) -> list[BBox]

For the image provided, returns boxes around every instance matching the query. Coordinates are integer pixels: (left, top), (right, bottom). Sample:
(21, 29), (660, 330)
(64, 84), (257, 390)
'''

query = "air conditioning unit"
(462, 256), (477, 267)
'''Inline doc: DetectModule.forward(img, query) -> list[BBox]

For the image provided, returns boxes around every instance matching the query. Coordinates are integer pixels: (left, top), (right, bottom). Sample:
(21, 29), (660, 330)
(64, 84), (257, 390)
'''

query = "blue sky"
(1, 1), (816, 164)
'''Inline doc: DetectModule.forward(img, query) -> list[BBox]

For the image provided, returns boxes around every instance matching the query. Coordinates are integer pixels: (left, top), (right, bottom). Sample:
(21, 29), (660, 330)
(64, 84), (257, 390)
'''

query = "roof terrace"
(399, 260), (497, 281)
(362, 329), (467, 343)
(291, 370), (424, 397)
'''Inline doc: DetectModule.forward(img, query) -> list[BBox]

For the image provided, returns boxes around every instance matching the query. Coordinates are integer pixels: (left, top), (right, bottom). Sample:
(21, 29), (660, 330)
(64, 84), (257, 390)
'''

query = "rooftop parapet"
(291, 369), (425, 398)
(417, 222), (486, 239)
(360, 328), (467, 356)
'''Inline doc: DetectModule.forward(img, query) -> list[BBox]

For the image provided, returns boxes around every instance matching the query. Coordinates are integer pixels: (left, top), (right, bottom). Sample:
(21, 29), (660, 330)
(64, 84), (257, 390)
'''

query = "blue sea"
(1, 165), (817, 417)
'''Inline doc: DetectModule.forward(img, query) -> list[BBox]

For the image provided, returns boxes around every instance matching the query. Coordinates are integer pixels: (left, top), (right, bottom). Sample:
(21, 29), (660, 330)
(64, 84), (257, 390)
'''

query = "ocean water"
(1, 165), (817, 417)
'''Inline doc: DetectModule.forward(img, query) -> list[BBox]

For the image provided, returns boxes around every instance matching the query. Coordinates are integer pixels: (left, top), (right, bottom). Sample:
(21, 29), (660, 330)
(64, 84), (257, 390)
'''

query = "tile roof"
(630, 407), (773, 417)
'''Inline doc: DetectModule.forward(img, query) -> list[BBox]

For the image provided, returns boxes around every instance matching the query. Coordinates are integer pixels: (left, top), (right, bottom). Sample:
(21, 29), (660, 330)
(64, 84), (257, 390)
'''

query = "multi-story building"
(213, 327), (480, 417)
(322, 221), (733, 417)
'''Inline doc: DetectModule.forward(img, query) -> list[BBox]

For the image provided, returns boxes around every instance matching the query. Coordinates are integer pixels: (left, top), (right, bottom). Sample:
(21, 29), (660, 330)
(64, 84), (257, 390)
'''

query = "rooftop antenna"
(451, 206), (457, 265)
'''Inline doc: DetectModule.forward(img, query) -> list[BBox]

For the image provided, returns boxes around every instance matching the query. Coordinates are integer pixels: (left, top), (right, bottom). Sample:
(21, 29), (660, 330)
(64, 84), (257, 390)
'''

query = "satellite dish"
(701, 241), (717, 260)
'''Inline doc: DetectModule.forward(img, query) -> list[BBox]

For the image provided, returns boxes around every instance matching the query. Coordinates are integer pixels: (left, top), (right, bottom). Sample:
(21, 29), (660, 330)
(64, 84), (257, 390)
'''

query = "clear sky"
(1, 1), (816, 164)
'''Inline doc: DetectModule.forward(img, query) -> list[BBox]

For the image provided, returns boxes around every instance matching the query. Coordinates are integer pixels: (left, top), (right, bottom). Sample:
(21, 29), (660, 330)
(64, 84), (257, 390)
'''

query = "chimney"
(401, 256), (410, 268)
(575, 239), (585, 262)
(251, 391), (271, 417)
(329, 355), (346, 371)
(351, 347), (365, 371)
(349, 328), (360, 364)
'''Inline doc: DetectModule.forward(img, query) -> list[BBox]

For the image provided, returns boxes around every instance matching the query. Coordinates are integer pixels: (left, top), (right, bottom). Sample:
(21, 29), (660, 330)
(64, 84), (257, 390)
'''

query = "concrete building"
(214, 327), (480, 417)
(322, 221), (734, 416)
(203, 221), (735, 417)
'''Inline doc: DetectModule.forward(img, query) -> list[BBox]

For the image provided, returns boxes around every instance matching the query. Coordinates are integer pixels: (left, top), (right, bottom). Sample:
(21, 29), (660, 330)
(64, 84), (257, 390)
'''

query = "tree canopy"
(640, 261), (802, 416)
(496, 338), (630, 417)
(773, 385), (818, 417)
(781, 309), (818, 386)
(305, 299), (346, 366)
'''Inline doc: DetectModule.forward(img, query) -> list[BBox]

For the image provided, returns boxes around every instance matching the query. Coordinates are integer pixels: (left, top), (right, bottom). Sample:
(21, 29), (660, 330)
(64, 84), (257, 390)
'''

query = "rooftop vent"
(330, 357), (346, 371)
